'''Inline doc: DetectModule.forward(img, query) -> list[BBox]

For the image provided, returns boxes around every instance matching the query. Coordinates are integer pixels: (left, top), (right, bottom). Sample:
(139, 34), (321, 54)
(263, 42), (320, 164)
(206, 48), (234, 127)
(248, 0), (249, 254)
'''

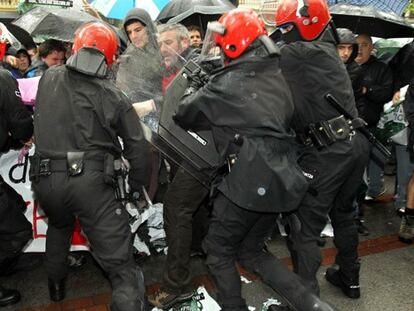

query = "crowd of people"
(1, 0), (414, 310)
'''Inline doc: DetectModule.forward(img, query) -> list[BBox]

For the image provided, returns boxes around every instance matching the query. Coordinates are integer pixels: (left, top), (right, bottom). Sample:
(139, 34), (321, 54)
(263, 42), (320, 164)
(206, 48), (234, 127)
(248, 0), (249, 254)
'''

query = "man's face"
(126, 21), (148, 49)
(42, 50), (65, 67)
(159, 30), (188, 68)
(337, 44), (354, 63)
(355, 36), (373, 65)
(189, 30), (202, 48)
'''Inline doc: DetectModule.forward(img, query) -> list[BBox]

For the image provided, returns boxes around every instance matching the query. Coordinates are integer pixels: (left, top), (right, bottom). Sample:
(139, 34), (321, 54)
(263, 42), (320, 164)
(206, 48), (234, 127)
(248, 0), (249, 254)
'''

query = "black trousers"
(203, 194), (327, 311)
(32, 171), (145, 311)
(0, 177), (32, 274)
(288, 134), (370, 294)
(162, 167), (209, 295)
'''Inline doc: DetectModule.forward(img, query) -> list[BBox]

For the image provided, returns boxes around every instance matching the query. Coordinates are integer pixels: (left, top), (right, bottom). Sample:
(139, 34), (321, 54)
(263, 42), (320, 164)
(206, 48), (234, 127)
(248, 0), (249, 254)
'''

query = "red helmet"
(72, 22), (118, 65)
(213, 8), (267, 59)
(275, 0), (331, 41)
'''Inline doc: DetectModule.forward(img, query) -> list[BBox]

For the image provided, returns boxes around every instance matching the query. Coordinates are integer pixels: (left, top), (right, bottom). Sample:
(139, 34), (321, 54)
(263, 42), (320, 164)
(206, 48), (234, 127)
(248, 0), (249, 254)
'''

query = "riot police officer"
(0, 65), (33, 307)
(174, 8), (335, 311)
(274, 0), (370, 299)
(30, 22), (149, 311)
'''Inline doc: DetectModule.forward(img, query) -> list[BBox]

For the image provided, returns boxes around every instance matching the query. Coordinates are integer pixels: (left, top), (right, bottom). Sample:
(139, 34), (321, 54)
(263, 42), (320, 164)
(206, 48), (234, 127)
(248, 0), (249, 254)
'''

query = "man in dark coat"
(174, 9), (335, 311)
(274, 0), (370, 299)
(148, 23), (210, 309)
(0, 68), (33, 307)
(355, 34), (394, 201)
(336, 28), (369, 236)
(30, 22), (149, 311)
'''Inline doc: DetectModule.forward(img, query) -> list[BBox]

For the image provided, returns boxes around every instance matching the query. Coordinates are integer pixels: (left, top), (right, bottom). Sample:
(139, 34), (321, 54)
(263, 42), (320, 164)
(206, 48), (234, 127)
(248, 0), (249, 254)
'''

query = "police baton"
(325, 93), (392, 159)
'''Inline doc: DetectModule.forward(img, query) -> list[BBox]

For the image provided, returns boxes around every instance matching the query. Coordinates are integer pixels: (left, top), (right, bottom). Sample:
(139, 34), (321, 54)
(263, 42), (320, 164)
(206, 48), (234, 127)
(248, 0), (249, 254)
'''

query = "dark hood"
(336, 28), (358, 64)
(123, 8), (159, 52)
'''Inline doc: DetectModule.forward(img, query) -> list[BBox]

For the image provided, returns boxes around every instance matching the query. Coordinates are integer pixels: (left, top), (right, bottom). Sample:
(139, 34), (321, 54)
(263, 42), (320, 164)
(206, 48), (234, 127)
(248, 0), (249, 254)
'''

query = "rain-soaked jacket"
(355, 56), (394, 128)
(0, 69), (33, 152)
(175, 46), (308, 213)
(116, 8), (164, 129)
(280, 35), (358, 134)
(34, 58), (149, 190)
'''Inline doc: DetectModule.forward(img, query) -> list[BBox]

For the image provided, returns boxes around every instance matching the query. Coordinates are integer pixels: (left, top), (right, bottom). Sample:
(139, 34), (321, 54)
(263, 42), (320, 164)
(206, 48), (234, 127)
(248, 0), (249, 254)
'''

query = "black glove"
(188, 67), (209, 90)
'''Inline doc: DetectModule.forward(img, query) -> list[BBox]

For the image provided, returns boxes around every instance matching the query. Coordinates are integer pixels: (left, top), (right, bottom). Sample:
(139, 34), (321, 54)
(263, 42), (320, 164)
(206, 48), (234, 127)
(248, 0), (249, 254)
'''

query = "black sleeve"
(0, 71), (33, 144)
(116, 95), (150, 190)
(174, 88), (212, 132)
(365, 63), (394, 105)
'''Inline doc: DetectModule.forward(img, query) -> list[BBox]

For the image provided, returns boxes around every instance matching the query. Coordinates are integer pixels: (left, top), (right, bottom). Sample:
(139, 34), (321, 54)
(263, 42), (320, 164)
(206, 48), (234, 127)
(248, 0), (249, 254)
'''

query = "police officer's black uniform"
(279, 29), (370, 295)
(175, 38), (334, 311)
(31, 49), (149, 311)
(0, 68), (33, 306)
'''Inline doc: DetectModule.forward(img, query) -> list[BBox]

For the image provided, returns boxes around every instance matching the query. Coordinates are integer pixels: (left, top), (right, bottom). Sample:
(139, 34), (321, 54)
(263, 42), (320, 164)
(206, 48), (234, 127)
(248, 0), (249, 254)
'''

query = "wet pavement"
(1, 173), (414, 311)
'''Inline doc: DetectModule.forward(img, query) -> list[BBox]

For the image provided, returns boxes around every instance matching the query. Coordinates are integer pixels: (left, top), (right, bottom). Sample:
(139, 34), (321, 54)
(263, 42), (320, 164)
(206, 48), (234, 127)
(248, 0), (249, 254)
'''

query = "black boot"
(325, 267), (360, 299)
(0, 286), (21, 306)
(48, 278), (65, 302)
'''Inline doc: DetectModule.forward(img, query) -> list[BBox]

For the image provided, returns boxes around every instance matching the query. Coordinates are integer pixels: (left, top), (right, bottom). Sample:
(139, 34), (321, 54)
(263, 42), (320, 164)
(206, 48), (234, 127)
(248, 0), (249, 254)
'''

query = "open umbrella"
(327, 0), (410, 16)
(11, 6), (101, 43)
(91, 0), (170, 20)
(156, 0), (235, 31)
(330, 4), (414, 38)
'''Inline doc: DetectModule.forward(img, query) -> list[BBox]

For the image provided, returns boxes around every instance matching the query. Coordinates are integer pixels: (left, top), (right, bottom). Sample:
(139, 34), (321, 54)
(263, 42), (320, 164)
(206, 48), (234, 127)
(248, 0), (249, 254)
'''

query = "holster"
(298, 115), (363, 149)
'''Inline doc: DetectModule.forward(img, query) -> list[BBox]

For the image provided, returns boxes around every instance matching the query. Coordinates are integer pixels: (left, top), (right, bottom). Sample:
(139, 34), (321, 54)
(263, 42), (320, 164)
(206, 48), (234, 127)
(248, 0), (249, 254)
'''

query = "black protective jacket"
(280, 39), (358, 134)
(34, 63), (149, 190)
(175, 47), (308, 213)
(356, 56), (394, 128)
(0, 69), (33, 152)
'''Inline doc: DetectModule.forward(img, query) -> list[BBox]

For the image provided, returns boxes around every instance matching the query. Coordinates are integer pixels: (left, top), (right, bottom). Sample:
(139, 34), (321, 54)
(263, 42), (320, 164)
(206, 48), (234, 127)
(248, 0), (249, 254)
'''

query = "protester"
(10, 49), (36, 79)
(0, 65), (34, 306)
(355, 34), (394, 201)
(174, 8), (335, 311)
(187, 25), (203, 48)
(30, 22), (149, 310)
(116, 8), (164, 132)
(158, 24), (200, 91)
(31, 39), (66, 77)
(335, 28), (369, 236)
(148, 23), (210, 309)
(274, 0), (370, 299)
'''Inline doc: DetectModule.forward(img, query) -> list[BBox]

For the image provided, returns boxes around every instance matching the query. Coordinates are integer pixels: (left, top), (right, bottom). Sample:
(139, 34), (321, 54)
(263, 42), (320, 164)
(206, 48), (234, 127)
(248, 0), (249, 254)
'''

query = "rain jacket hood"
(123, 8), (159, 51)
(337, 28), (358, 64)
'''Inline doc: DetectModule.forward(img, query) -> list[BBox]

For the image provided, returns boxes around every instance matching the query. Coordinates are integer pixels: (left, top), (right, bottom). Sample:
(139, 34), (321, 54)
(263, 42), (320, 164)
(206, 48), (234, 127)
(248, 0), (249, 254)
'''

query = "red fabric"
(162, 71), (178, 93)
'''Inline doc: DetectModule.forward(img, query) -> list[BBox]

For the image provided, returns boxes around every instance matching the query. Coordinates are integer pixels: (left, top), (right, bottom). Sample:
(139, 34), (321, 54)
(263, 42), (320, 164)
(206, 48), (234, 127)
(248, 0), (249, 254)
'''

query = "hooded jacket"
(116, 9), (164, 129)
(336, 28), (364, 100)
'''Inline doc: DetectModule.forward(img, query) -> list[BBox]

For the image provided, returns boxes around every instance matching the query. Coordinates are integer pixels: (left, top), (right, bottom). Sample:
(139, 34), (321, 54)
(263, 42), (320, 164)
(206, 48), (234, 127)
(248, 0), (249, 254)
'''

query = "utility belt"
(297, 115), (365, 149)
(29, 152), (111, 182)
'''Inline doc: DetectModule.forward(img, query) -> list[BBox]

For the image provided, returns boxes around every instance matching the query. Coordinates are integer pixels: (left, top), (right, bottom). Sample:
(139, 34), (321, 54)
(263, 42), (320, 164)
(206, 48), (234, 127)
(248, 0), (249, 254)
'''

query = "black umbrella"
(330, 4), (414, 38)
(11, 6), (100, 43)
(156, 0), (235, 32)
